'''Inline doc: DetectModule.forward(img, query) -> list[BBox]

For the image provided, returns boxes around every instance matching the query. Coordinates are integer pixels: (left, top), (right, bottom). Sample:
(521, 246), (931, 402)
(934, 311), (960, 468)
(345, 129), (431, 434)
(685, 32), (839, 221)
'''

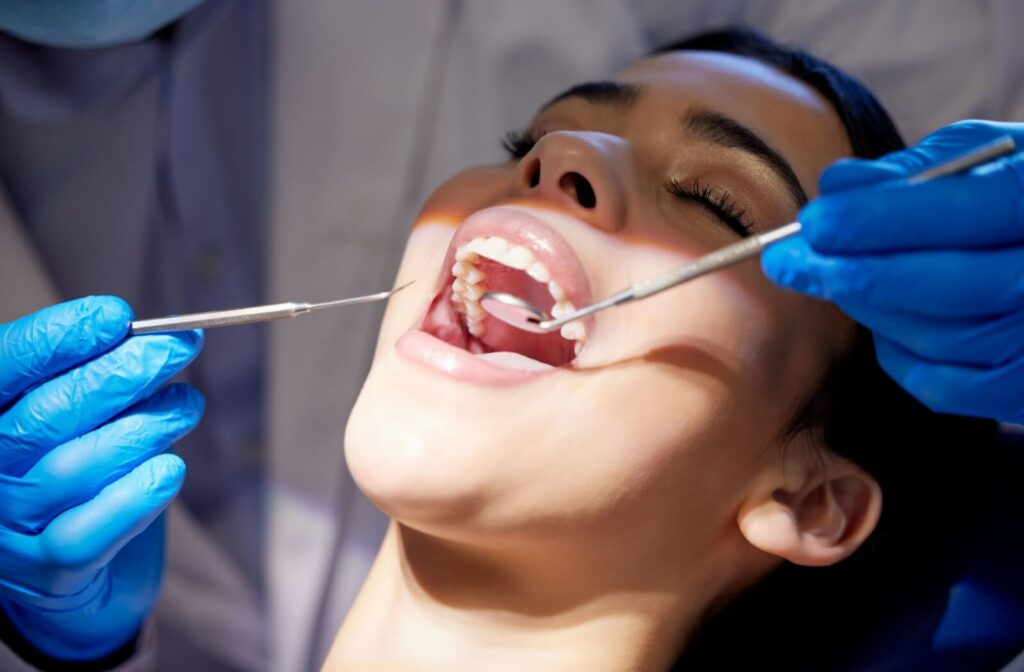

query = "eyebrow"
(683, 108), (808, 206)
(542, 80), (639, 110)
(541, 81), (809, 208)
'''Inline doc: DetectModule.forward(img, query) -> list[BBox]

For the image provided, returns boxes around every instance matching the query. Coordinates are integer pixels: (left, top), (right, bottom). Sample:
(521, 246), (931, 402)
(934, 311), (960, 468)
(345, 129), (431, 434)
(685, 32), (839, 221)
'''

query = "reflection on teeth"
(463, 267), (485, 285)
(464, 239), (486, 254)
(452, 261), (485, 283)
(455, 248), (479, 263)
(450, 235), (587, 353)
(480, 237), (509, 259)
(575, 342), (583, 356)
(560, 320), (585, 342)
(501, 245), (534, 270)
(526, 262), (550, 283)
(550, 300), (575, 319)
(548, 280), (565, 302)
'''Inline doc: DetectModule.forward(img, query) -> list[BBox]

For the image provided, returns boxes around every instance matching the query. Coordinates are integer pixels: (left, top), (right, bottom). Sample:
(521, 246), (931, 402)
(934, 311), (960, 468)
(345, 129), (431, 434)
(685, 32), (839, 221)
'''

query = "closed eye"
(665, 178), (754, 238)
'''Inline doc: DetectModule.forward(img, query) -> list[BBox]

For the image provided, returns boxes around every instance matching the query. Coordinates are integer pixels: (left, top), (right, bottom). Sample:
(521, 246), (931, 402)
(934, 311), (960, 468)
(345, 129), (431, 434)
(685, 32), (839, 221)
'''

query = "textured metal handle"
(631, 223), (802, 300)
(130, 303), (307, 334)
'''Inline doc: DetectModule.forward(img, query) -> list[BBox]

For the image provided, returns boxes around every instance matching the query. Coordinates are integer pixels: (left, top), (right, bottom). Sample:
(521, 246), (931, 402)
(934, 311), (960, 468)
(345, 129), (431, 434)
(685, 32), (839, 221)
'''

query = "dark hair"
(654, 28), (1000, 671)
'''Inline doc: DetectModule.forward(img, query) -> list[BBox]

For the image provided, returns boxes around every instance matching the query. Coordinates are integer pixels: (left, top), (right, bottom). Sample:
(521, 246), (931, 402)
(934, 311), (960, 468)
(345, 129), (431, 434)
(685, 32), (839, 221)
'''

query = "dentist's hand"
(0, 297), (203, 662)
(762, 121), (1024, 423)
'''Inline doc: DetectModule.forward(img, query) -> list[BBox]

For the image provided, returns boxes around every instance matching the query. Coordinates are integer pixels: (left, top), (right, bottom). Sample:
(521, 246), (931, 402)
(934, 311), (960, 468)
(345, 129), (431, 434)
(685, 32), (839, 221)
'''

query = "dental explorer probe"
(129, 281), (414, 335)
(481, 135), (1017, 335)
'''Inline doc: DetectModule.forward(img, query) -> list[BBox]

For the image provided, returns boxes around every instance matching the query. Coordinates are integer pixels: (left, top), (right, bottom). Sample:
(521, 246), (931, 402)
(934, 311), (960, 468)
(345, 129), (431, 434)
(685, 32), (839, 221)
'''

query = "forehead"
(615, 51), (852, 197)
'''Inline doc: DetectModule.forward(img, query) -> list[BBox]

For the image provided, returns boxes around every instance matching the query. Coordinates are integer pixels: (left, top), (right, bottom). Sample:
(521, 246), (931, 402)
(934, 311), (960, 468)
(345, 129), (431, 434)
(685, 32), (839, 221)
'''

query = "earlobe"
(738, 454), (882, 567)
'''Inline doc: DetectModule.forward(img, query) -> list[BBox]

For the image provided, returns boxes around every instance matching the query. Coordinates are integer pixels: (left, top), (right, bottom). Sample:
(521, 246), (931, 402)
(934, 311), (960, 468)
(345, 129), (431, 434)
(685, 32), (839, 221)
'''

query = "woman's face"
(346, 52), (854, 565)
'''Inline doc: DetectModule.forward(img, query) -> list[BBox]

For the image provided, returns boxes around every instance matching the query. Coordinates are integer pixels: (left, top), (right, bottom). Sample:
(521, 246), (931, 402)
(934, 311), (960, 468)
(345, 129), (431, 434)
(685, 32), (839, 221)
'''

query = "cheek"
(556, 364), (769, 521)
(582, 239), (800, 411)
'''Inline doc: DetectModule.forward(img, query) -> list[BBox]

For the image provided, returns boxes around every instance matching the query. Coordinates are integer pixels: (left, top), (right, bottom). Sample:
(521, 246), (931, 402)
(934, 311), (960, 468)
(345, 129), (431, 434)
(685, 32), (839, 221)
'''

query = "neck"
(325, 521), (732, 671)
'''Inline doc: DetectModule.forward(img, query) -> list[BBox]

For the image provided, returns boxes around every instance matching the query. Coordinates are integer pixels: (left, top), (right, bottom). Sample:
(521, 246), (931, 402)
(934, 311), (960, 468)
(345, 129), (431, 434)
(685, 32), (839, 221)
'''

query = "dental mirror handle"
(528, 223), (801, 331)
(629, 222), (801, 300)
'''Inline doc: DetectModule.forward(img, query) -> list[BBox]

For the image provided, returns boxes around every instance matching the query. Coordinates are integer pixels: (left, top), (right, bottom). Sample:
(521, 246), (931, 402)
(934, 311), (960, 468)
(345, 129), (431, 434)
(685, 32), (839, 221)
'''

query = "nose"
(512, 131), (626, 232)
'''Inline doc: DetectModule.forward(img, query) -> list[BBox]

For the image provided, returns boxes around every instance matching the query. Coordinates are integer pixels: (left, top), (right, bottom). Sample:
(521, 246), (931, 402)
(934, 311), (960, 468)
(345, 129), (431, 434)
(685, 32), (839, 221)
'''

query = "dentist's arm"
(0, 296), (203, 666)
(762, 121), (1024, 423)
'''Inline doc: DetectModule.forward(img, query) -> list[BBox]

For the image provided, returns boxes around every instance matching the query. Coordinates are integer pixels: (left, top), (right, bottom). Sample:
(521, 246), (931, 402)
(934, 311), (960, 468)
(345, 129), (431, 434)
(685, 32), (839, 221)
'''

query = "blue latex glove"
(762, 120), (1024, 423)
(0, 297), (203, 662)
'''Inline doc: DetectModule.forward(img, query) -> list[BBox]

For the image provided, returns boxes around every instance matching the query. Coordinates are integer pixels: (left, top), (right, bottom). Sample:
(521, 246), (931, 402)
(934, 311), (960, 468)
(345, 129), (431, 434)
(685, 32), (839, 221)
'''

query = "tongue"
(475, 351), (555, 371)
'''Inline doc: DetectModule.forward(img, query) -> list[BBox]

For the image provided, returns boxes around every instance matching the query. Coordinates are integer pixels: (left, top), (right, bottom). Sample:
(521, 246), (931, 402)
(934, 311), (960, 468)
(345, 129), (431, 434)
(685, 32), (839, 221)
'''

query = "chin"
(344, 359), (497, 528)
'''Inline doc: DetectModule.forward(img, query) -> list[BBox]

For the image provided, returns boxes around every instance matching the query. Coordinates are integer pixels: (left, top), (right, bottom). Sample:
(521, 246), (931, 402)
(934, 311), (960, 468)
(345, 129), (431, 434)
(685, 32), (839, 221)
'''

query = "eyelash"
(665, 178), (753, 237)
(502, 129), (541, 159)
(502, 129), (754, 238)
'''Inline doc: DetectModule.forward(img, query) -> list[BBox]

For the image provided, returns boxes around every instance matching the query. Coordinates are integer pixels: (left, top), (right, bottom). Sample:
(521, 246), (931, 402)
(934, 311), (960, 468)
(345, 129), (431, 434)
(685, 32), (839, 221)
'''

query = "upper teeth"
(449, 236), (586, 355)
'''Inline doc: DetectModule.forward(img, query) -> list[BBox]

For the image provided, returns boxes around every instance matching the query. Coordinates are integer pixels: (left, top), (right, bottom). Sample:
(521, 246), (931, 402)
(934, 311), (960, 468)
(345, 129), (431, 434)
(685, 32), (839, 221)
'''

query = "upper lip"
(431, 204), (595, 324)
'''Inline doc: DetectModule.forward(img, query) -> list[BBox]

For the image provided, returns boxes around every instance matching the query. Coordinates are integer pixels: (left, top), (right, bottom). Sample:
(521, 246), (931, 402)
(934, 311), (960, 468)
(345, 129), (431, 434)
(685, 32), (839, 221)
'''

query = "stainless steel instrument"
(129, 281), (414, 335)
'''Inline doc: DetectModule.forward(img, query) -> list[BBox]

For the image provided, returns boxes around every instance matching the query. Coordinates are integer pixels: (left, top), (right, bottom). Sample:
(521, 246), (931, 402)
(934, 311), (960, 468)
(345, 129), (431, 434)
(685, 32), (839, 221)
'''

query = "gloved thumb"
(820, 120), (1022, 196)
(818, 157), (904, 194)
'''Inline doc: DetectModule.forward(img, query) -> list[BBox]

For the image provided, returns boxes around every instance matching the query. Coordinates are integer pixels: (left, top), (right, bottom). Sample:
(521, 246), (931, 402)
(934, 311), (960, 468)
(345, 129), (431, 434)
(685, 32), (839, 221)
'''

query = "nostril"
(559, 172), (597, 209)
(526, 159), (541, 188)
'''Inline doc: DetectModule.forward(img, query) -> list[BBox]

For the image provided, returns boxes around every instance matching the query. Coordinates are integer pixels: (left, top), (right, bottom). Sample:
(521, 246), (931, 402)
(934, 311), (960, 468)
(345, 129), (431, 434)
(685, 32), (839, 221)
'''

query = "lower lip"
(395, 329), (557, 386)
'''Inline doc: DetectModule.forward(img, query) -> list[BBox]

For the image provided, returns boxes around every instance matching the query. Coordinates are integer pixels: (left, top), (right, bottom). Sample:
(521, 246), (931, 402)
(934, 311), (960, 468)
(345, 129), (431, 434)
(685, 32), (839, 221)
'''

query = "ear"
(737, 441), (882, 567)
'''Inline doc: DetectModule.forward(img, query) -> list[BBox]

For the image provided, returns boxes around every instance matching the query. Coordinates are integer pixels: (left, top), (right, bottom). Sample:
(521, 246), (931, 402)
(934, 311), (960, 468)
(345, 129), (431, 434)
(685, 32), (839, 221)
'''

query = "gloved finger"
(0, 296), (131, 407)
(874, 334), (1024, 423)
(864, 120), (1021, 179)
(818, 157), (905, 193)
(0, 331), (203, 475)
(838, 302), (1024, 368)
(27, 454), (185, 597)
(761, 236), (1024, 317)
(800, 152), (1023, 254)
(0, 384), (203, 534)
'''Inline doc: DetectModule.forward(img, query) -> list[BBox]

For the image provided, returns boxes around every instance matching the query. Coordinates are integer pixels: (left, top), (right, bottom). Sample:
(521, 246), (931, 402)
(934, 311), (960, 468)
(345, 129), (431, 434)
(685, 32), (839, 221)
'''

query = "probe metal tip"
(307, 280), (415, 311)
(391, 280), (415, 295)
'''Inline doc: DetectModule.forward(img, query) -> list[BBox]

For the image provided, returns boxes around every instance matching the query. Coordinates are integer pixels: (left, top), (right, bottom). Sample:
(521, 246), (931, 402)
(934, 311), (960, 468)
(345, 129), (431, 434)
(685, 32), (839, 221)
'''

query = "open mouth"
(416, 207), (592, 373)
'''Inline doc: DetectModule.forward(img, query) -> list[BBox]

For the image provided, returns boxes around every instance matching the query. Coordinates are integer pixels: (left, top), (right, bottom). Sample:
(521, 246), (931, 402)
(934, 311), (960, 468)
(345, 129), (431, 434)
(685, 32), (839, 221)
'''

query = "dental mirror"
(481, 135), (1016, 336)
(479, 292), (550, 334)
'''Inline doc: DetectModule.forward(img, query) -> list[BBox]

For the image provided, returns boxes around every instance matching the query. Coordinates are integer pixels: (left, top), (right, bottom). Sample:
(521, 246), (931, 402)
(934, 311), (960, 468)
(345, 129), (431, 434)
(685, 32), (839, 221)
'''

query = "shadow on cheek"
(573, 342), (742, 391)
(642, 344), (742, 390)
